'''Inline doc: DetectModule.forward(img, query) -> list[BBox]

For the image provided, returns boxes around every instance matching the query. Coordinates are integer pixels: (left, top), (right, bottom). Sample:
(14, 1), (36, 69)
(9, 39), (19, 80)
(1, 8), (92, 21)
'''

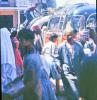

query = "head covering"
(1, 28), (17, 80)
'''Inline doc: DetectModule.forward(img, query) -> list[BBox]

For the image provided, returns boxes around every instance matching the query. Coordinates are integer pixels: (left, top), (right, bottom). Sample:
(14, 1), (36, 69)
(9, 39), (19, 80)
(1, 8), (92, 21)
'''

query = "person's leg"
(61, 71), (78, 100)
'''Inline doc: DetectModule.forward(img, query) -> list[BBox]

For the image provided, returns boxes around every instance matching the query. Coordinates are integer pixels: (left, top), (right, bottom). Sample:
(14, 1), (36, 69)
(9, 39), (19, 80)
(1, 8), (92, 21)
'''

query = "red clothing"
(12, 37), (23, 68)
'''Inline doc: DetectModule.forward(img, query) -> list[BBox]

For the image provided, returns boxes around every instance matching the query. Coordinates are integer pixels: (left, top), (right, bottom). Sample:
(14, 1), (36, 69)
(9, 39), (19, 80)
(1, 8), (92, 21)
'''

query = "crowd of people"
(1, 23), (97, 100)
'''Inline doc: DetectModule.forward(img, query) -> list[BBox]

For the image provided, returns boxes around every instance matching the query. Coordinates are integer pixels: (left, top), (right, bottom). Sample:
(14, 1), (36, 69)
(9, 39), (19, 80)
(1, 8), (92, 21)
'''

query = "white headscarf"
(1, 28), (15, 65)
(1, 28), (17, 84)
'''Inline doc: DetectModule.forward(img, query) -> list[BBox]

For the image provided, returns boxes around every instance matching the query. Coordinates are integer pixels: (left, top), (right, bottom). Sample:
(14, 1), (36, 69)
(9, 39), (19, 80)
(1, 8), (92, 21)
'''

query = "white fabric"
(83, 48), (92, 57)
(1, 28), (17, 92)
(1, 28), (15, 66)
(42, 41), (60, 78)
(84, 38), (96, 55)
(42, 41), (59, 58)
(42, 41), (58, 71)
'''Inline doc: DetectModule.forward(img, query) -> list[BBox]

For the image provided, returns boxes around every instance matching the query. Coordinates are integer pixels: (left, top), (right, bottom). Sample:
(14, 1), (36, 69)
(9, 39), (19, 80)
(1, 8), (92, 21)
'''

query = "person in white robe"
(1, 28), (17, 92)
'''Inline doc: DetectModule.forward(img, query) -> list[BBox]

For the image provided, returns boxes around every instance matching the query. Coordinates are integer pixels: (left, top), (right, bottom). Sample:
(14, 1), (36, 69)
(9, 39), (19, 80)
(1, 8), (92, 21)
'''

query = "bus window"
(48, 16), (60, 31)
